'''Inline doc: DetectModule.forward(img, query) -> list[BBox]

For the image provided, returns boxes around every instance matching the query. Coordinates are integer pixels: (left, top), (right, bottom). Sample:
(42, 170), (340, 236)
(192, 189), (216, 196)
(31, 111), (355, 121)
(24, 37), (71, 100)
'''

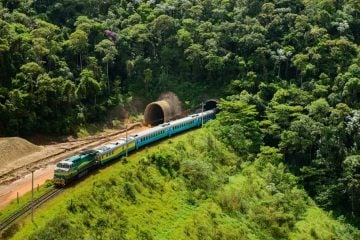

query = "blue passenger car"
(131, 123), (171, 149)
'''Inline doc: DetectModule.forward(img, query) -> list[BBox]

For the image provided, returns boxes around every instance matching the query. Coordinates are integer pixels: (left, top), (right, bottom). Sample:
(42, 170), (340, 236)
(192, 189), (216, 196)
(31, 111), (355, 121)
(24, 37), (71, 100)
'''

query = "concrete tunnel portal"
(144, 100), (171, 126)
(144, 98), (218, 126)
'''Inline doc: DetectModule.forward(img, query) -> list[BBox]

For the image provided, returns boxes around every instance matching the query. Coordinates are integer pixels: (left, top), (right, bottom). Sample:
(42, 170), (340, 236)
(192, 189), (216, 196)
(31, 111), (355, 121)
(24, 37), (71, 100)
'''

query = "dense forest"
(0, 0), (359, 234)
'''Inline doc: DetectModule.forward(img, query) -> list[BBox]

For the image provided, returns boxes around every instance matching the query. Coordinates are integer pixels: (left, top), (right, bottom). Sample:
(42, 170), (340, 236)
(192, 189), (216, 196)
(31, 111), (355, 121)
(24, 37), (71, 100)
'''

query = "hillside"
(6, 129), (359, 239)
(0, 0), (359, 237)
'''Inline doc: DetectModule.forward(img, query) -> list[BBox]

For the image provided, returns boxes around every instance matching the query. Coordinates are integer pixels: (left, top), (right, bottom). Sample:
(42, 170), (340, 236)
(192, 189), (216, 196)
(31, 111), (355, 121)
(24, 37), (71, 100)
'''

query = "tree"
(342, 155), (360, 216)
(152, 14), (175, 42)
(62, 80), (77, 104)
(19, 62), (44, 92)
(215, 94), (263, 157)
(176, 28), (193, 47)
(279, 115), (319, 166)
(66, 29), (89, 71)
(306, 98), (331, 123)
(76, 69), (101, 104)
(95, 39), (117, 93)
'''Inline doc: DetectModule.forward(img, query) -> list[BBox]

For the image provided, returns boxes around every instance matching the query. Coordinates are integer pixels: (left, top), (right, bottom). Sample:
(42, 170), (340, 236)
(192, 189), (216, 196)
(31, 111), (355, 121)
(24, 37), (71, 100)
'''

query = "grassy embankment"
(3, 128), (359, 240)
(0, 183), (52, 223)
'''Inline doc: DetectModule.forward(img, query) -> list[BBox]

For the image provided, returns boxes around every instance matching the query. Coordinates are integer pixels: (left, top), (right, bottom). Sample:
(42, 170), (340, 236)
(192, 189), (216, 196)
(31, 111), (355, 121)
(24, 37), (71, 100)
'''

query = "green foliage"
(27, 215), (84, 240)
(1, 0), (360, 232)
(10, 130), (359, 240)
(1, 0), (359, 138)
(217, 147), (309, 239)
(215, 94), (263, 157)
(342, 155), (360, 216)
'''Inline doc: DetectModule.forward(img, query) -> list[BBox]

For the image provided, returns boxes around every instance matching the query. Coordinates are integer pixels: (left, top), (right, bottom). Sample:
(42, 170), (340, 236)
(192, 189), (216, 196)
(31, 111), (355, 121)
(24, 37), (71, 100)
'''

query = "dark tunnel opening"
(144, 104), (165, 126)
(204, 100), (218, 111)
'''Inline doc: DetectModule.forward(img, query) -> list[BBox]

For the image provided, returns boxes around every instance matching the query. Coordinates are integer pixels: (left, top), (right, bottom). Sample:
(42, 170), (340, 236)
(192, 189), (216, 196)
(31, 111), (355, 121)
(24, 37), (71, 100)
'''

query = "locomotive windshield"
(56, 162), (71, 169)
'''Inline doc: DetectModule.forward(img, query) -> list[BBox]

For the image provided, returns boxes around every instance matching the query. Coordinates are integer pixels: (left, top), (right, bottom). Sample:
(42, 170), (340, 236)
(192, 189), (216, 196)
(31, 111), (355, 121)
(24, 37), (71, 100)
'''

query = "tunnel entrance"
(144, 96), (218, 126)
(145, 104), (164, 126)
(144, 100), (172, 126)
(204, 99), (218, 111)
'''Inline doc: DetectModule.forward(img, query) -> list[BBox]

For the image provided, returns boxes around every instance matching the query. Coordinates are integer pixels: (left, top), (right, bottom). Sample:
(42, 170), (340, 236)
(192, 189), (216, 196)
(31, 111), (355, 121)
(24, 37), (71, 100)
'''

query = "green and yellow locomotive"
(53, 150), (98, 186)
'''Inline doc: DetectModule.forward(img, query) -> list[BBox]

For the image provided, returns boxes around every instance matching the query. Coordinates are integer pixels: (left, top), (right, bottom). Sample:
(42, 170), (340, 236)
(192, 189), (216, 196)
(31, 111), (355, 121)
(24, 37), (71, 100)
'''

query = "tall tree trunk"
(79, 54), (82, 71)
(107, 61), (110, 94)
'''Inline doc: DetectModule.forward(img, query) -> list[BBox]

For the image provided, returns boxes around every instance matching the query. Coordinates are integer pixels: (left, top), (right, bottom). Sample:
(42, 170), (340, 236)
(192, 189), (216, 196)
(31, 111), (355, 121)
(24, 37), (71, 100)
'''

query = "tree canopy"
(0, 0), (359, 226)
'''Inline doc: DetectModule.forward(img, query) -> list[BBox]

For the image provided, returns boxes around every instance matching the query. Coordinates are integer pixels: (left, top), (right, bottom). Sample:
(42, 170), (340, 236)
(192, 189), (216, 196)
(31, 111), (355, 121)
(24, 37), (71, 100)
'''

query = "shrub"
(28, 215), (84, 240)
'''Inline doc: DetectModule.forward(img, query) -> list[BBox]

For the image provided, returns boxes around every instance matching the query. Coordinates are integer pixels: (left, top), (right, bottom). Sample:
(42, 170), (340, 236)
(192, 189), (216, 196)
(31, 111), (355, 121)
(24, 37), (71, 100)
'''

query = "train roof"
(130, 124), (168, 138)
(130, 109), (216, 139)
(94, 137), (135, 154)
(168, 109), (216, 126)
(95, 141), (122, 154)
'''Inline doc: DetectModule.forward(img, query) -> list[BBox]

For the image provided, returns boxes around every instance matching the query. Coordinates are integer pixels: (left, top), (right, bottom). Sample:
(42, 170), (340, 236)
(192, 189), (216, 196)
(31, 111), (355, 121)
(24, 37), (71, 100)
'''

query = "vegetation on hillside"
(7, 130), (359, 239)
(1, 0), (359, 236)
(1, 0), (358, 136)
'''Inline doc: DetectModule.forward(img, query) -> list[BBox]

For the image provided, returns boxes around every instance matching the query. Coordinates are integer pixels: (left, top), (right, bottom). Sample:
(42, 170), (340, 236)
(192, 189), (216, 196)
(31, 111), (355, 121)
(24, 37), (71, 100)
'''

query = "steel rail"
(0, 188), (63, 232)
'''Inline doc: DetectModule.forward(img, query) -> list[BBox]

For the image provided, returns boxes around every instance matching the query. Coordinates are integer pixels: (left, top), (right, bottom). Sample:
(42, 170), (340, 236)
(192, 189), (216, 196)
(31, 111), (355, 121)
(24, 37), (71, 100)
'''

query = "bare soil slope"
(0, 138), (42, 165)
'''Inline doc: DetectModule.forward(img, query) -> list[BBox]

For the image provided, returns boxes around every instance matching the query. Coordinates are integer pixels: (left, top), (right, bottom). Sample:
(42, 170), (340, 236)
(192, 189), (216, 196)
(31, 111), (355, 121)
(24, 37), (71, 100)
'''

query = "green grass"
(0, 181), (53, 223)
(289, 208), (359, 240)
(3, 128), (359, 240)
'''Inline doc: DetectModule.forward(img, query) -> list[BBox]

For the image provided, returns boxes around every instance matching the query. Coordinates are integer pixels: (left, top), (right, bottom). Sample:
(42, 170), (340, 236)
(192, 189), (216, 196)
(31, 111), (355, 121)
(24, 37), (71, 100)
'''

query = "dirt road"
(0, 125), (147, 209)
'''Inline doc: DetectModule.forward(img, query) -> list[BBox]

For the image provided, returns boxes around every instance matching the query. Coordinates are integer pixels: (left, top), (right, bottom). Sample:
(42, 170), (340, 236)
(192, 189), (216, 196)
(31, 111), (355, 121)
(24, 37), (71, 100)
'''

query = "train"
(53, 108), (217, 186)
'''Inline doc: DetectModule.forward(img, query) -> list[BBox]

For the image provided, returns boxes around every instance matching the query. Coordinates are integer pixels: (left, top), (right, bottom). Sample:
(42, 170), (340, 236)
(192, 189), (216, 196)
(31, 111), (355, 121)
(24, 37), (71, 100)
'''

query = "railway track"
(0, 123), (144, 185)
(0, 188), (63, 232)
